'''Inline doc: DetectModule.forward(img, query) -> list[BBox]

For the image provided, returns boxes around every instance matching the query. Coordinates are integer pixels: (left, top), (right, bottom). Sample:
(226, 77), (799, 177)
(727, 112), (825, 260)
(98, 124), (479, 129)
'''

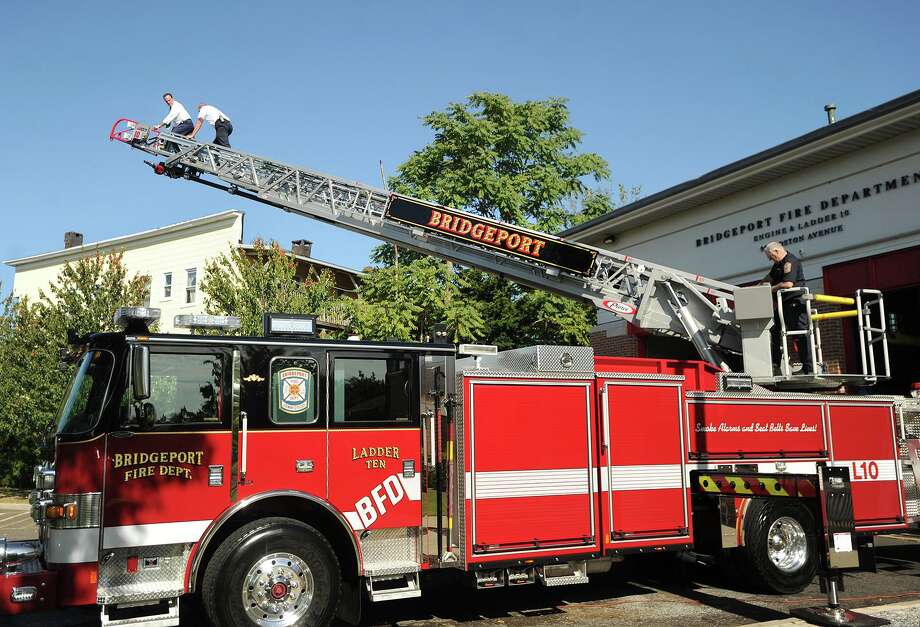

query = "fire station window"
(127, 352), (223, 427)
(332, 357), (412, 424)
(270, 358), (318, 424)
(163, 272), (172, 298)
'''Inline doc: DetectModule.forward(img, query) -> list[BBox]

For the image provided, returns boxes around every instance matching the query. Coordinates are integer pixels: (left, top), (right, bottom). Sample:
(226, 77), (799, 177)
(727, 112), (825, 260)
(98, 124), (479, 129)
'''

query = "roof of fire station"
(563, 88), (920, 244)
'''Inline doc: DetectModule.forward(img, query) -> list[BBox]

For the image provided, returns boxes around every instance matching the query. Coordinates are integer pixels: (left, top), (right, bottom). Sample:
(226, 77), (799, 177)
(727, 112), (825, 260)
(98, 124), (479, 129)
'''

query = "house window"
(164, 272), (172, 298)
(186, 268), (197, 304)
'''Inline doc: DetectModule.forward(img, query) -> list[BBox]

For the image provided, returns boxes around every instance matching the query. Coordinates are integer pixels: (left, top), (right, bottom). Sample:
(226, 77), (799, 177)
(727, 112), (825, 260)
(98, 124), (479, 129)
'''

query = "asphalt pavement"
(0, 502), (36, 542)
(2, 503), (918, 626)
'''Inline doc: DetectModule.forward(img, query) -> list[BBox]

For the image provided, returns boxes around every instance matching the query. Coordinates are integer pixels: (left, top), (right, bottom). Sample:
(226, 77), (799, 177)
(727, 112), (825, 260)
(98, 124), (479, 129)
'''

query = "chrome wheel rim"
(767, 516), (808, 573)
(241, 551), (314, 626)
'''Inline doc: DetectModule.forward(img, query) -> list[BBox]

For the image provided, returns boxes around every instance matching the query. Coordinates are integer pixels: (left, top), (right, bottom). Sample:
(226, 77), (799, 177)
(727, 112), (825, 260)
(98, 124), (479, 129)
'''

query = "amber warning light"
(46, 503), (77, 520)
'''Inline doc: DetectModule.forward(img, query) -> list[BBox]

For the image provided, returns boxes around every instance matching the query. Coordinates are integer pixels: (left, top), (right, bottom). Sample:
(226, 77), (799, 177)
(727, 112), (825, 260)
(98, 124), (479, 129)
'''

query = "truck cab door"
(99, 344), (235, 602)
(326, 351), (422, 535)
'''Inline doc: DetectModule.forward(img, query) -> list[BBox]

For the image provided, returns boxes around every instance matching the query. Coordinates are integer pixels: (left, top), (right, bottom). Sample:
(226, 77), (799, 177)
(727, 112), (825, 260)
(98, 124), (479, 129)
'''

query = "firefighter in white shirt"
(152, 93), (193, 136)
(191, 103), (233, 147)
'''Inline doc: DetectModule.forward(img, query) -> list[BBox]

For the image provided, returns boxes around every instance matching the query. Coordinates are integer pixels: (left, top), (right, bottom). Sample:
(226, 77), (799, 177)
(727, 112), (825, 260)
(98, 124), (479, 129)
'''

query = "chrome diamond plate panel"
(97, 544), (190, 605)
(596, 372), (685, 381)
(462, 345), (594, 373)
(903, 459), (919, 519)
(459, 370), (594, 380)
(454, 374), (467, 568)
(687, 390), (900, 401)
(898, 401), (920, 520)
(360, 528), (419, 576)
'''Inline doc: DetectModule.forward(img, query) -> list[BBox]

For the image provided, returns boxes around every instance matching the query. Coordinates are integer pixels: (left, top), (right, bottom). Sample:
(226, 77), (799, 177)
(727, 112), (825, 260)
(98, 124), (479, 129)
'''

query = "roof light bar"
(174, 314), (241, 331)
(114, 307), (161, 332)
(458, 344), (498, 356)
(263, 313), (317, 337)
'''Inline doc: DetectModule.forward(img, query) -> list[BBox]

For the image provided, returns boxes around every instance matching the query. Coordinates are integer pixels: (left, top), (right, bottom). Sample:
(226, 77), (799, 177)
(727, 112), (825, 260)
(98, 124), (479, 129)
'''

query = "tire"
(740, 499), (817, 594)
(202, 517), (341, 627)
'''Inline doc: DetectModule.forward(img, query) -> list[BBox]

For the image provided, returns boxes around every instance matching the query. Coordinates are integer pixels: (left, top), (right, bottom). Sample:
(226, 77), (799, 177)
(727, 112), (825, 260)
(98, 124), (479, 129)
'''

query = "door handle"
(110, 431), (134, 439)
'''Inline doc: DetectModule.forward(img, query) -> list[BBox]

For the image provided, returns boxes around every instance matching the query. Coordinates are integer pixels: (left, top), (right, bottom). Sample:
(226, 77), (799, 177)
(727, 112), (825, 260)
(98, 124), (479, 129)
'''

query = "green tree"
(200, 240), (353, 337)
(368, 92), (639, 348)
(0, 253), (149, 486)
(40, 252), (151, 336)
(351, 258), (486, 343)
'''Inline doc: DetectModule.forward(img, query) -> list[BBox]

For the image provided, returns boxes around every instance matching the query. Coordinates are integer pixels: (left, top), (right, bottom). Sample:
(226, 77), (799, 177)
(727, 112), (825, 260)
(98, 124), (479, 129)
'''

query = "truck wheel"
(202, 517), (341, 626)
(741, 499), (816, 594)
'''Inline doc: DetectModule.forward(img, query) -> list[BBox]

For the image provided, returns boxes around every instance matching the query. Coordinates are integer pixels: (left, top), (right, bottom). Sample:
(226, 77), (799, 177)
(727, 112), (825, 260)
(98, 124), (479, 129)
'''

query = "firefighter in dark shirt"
(761, 242), (814, 375)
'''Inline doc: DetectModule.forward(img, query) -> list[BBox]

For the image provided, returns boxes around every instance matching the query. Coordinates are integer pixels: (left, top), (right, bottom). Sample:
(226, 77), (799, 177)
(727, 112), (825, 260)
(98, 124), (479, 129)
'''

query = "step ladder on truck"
(0, 119), (915, 627)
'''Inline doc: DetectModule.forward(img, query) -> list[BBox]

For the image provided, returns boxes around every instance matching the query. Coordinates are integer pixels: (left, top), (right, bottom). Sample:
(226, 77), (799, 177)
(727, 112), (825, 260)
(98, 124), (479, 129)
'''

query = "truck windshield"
(57, 350), (115, 435)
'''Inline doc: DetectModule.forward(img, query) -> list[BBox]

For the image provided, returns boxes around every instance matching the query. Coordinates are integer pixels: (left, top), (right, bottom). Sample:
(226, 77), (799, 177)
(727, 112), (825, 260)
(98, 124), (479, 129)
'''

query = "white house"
(5, 211), (363, 334)
(6, 211), (245, 333)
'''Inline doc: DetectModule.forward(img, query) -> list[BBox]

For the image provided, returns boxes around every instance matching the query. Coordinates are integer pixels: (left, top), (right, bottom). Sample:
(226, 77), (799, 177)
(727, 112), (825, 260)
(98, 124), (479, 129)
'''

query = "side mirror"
(132, 345), (151, 401)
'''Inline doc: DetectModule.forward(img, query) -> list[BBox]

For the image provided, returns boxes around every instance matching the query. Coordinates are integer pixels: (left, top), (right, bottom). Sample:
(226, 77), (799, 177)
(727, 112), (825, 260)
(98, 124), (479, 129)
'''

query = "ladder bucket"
(109, 118), (154, 144)
(776, 288), (891, 384)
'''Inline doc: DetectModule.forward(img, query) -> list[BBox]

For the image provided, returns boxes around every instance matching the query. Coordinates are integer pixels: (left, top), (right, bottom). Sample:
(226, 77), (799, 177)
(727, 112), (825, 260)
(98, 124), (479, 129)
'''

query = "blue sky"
(1, 1), (918, 297)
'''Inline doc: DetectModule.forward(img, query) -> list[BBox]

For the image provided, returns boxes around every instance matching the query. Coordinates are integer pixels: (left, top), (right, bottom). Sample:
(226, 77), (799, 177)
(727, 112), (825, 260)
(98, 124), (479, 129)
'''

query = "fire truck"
(0, 121), (917, 627)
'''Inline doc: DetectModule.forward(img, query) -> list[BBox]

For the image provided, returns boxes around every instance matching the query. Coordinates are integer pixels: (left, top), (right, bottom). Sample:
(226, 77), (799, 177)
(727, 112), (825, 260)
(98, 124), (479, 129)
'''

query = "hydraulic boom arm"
(108, 119), (783, 374)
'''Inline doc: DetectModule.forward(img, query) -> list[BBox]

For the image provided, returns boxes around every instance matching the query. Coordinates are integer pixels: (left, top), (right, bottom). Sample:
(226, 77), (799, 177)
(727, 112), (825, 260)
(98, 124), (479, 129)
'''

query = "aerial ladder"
(109, 119), (890, 388)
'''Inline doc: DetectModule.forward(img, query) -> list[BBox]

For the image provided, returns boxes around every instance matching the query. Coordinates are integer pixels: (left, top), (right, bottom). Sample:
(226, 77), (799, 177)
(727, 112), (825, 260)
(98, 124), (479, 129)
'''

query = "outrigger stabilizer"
(791, 466), (888, 627)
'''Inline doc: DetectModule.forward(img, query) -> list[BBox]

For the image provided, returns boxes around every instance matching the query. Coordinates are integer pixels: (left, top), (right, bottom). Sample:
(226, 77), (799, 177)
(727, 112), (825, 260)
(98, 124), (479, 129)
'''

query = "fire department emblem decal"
(278, 368), (312, 414)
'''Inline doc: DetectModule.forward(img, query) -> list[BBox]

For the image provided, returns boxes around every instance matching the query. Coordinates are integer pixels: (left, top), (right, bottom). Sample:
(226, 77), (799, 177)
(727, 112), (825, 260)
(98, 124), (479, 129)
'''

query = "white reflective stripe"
(102, 519), (211, 549)
(616, 464), (683, 490)
(828, 459), (899, 482)
(467, 468), (590, 499)
(343, 511), (364, 531)
(46, 527), (99, 563)
(604, 464), (683, 491)
(397, 473), (422, 501)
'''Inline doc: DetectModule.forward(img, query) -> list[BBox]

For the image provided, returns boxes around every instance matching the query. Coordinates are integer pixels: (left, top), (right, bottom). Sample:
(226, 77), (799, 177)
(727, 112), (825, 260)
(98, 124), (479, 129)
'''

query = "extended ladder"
(108, 119), (888, 387)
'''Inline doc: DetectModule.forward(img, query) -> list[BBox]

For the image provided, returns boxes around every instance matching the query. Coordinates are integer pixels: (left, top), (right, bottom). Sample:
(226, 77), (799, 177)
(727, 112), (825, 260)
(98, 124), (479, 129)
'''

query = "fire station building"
(564, 89), (920, 395)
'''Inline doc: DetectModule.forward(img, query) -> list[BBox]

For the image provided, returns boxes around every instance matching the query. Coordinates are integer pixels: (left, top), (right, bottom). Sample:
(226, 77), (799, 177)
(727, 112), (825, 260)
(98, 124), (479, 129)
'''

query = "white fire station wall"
(10, 213), (243, 334)
(603, 127), (920, 289)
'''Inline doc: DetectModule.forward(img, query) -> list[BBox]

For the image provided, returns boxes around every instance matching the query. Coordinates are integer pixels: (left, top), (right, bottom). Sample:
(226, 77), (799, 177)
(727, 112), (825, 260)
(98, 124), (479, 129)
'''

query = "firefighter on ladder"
(762, 241), (814, 375)
(191, 102), (233, 148)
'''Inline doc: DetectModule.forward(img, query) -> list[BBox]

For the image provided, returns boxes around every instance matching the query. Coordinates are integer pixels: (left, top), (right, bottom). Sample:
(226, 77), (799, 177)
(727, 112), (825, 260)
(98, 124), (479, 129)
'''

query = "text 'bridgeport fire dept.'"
(112, 451), (205, 481)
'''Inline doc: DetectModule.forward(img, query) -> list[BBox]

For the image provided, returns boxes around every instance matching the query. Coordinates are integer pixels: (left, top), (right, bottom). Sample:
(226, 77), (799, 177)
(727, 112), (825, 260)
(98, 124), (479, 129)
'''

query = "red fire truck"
(0, 122), (917, 626)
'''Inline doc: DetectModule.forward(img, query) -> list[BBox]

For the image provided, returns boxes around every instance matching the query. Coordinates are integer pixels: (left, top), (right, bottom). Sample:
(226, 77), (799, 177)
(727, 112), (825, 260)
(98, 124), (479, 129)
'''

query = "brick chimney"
(64, 231), (84, 248)
(291, 239), (312, 258)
